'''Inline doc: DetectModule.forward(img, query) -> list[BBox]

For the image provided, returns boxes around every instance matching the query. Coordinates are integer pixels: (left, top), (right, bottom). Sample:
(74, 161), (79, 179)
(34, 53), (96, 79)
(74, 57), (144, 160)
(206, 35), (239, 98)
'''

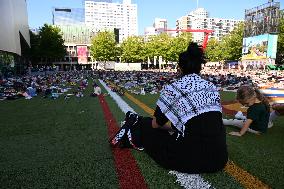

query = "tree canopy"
(90, 31), (117, 62)
(28, 24), (66, 64)
(205, 23), (244, 62)
(276, 14), (284, 64)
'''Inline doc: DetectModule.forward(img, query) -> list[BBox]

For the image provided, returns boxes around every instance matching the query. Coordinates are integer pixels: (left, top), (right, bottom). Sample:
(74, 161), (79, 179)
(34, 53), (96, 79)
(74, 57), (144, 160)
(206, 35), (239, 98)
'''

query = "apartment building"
(176, 8), (242, 43)
(84, 0), (138, 42)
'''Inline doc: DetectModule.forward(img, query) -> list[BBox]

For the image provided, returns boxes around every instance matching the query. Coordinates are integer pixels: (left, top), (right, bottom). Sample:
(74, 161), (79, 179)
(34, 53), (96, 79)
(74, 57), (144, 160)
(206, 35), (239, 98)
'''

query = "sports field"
(0, 81), (283, 188)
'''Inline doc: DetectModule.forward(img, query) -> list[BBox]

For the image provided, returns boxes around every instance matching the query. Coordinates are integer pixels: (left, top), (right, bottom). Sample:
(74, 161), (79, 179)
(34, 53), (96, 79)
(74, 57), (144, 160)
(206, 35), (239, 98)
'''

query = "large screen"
(77, 45), (88, 64)
(242, 34), (278, 60)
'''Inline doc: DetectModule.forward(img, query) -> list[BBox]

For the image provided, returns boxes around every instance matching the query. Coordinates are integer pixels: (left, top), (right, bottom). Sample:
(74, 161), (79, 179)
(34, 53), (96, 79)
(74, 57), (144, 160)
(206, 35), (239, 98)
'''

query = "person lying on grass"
(223, 85), (273, 136)
(110, 42), (228, 174)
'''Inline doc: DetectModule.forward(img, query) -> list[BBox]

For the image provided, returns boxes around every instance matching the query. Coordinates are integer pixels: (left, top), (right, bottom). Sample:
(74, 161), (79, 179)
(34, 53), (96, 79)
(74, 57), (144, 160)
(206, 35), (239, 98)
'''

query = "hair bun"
(186, 43), (203, 59)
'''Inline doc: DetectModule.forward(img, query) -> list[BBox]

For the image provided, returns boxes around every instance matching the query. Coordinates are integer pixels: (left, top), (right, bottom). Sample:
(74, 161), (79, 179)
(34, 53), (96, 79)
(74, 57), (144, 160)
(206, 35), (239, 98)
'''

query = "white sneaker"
(235, 111), (246, 120)
(268, 121), (273, 128)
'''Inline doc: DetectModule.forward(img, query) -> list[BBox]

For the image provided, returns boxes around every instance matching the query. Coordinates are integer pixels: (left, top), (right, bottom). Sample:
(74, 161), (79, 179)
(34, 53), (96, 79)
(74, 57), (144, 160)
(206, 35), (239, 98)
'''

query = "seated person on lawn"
(223, 85), (281, 136)
(110, 43), (228, 174)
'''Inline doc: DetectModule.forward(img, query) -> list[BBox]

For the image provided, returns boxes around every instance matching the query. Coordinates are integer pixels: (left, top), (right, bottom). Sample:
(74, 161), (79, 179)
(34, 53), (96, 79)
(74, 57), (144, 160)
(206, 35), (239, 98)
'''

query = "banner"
(77, 45), (88, 64)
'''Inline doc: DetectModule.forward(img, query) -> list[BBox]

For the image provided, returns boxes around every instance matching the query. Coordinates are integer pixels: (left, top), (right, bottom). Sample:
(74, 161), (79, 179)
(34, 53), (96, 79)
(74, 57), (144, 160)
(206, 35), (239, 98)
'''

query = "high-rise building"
(52, 8), (85, 26)
(153, 18), (167, 32)
(144, 18), (177, 39)
(176, 16), (189, 30)
(176, 8), (242, 43)
(84, 0), (138, 42)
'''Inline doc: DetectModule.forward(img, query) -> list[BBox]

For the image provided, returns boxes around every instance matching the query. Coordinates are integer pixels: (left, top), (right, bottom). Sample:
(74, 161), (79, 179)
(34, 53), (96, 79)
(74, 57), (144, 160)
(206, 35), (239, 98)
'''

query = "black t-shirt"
(247, 103), (269, 133)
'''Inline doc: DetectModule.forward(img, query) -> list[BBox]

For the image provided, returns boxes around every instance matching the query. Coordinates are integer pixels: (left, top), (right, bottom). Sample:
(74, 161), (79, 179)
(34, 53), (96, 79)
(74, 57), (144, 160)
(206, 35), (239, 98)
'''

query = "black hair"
(178, 42), (206, 75)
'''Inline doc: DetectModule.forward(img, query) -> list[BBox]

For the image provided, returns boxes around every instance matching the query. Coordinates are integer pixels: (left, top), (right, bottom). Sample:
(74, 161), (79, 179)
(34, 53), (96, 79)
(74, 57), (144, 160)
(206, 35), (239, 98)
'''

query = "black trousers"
(137, 117), (228, 174)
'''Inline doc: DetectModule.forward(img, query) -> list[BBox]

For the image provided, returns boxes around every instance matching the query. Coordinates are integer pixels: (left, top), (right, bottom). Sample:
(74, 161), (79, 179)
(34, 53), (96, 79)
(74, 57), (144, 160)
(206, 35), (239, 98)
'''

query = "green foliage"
(205, 23), (244, 62)
(145, 33), (172, 62)
(205, 38), (222, 62)
(276, 16), (284, 64)
(143, 32), (192, 63)
(38, 24), (66, 63)
(221, 23), (244, 61)
(168, 32), (192, 62)
(29, 30), (40, 64)
(89, 31), (190, 63)
(90, 31), (117, 61)
(28, 24), (66, 64)
(120, 36), (145, 62)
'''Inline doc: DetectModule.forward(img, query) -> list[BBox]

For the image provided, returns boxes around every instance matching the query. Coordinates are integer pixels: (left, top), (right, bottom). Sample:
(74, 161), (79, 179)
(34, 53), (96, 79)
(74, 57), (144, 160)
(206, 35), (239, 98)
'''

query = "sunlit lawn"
(1, 84), (283, 188)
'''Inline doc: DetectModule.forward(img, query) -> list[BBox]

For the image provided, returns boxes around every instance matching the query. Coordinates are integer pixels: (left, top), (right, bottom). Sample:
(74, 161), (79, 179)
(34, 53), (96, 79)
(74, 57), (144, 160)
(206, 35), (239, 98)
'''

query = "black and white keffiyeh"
(157, 74), (222, 136)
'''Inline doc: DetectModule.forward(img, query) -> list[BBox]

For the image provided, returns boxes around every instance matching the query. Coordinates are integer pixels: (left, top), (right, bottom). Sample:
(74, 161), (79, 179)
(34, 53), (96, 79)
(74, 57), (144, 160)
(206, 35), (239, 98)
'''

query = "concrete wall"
(0, 0), (30, 56)
(114, 63), (141, 71)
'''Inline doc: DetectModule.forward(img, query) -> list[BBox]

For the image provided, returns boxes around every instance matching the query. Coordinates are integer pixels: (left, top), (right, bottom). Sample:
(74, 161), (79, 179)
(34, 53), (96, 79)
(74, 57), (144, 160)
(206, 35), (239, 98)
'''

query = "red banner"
(77, 45), (88, 64)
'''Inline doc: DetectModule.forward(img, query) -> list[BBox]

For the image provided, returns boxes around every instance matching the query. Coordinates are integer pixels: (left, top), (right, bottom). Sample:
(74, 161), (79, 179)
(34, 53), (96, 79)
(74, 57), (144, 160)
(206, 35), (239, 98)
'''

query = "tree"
(38, 24), (66, 64)
(120, 36), (144, 62)
(29, 30), (40, 64)
(205, 38), (222, 62)
(205, 23), (244, 62)
(276, 14), (284, 64)
(144, 33), (172, 62)
(90, 31), (117, 62)
(219, 23), (244, 61)
(168, 32), (192, 62)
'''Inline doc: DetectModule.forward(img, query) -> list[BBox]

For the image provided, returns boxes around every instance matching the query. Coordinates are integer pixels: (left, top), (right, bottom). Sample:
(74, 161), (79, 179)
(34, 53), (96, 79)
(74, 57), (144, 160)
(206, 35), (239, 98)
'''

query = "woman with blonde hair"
(223, 85), (271, 136)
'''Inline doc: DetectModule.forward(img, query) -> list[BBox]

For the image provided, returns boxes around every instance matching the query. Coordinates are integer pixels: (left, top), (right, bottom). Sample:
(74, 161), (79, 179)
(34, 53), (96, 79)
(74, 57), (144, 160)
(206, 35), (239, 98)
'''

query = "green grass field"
(1, 83), (283, 188)
(121, 91), (284, 189)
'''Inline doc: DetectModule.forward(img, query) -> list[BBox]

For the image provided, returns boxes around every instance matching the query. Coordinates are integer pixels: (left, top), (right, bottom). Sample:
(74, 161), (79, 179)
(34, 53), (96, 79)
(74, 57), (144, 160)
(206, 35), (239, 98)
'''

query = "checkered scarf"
(157, 74), (222, 137)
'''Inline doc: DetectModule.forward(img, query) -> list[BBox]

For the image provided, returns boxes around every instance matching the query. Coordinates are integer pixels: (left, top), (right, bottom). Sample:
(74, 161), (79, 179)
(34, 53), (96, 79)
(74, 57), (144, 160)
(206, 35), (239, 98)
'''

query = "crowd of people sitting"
(0, 66), (283, 101)
(0, 71), (95, 101)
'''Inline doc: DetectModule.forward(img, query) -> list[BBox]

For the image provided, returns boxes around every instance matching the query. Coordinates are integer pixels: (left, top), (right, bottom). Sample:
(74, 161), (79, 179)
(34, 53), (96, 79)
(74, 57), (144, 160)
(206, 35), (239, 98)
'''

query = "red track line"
(98, 95), (148, 189)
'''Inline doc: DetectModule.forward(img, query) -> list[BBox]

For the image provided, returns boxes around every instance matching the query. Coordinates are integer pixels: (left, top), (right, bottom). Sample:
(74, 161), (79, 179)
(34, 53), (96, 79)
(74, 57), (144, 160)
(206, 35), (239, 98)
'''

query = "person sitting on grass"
(91, 83), (101, 97)
(110, 42), (228, 174)
(223, 85), (271, 136)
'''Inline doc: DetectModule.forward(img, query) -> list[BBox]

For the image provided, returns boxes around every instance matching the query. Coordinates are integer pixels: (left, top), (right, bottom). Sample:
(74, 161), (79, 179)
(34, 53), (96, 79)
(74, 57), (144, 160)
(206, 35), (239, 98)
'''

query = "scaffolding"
(244, 1), (280, 38)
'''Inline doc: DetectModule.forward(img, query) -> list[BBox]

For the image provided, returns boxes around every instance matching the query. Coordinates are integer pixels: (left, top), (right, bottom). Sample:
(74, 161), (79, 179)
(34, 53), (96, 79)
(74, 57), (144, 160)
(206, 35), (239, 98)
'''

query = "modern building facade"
(84, 0), (138, 42)
(0, 0), (30, 74)
(59, 25), (95, 65)
(52, 0), (138, 67)
(52, 7), (95, 67)
(176, 8), (242, 43)
(52, 8), (85, 26)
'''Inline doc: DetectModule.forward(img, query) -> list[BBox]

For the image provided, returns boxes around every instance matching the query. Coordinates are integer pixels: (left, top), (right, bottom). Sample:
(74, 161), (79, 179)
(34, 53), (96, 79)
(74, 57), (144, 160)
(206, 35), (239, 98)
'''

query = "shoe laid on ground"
(109, 121), (132, 148)
(109, 111), (144, 151)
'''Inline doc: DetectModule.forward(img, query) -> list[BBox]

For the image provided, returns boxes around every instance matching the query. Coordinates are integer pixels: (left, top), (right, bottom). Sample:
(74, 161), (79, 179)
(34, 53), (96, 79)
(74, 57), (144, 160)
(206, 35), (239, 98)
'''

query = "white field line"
(99, 79), (136, 114)
(99, 79), (214, 189)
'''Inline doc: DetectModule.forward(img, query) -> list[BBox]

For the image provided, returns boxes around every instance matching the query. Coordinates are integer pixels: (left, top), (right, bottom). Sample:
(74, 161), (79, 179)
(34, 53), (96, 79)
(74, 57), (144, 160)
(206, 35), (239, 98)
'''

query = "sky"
(26, 0), (283, 35)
